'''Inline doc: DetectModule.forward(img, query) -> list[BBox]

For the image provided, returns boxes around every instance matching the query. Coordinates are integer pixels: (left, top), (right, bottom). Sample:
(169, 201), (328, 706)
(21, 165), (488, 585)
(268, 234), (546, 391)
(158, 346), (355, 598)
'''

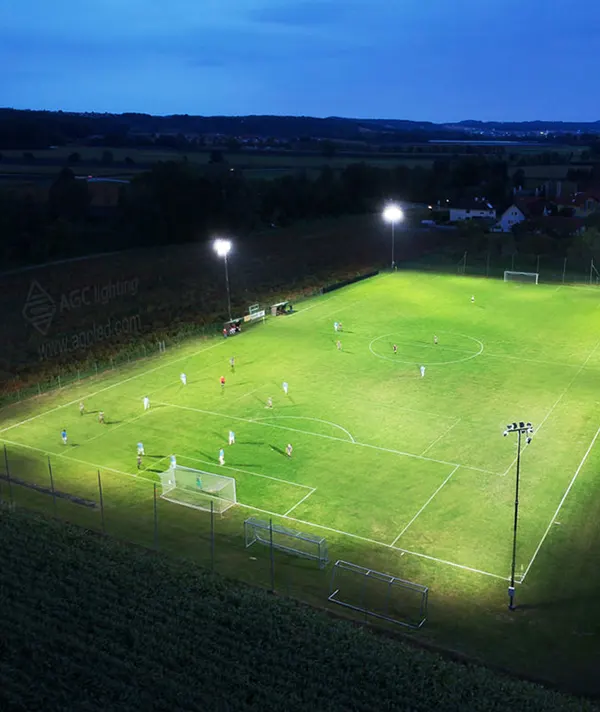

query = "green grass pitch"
(2, 272), (600, 629)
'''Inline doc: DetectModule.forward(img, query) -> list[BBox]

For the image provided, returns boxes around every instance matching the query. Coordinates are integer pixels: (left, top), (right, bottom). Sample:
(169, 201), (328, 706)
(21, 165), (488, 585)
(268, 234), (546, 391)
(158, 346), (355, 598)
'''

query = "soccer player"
(229, 430), (235, 445)
(222, 328), (228, 338)
(282, 381), (289, 395)
(334, 321), (339, 332)
(336, 340), (342, 350)
(196, 476), (202, 489)
(79, 402), (84, 416)
(219, 448), (225, 466)
(137, 455), (142, 470)
(220, 376), (226, 390)
(434, 335), (438, 345)
(266, 397), (273, 409)
(98, 411), (105, 424)
(180, 373), (187, 386)
(420, 365), (426, 378)
(286, 443), (293, 458)
(170, 454), (177, 469)
(230, 356), (235, 372)
(137, 441), (145, 456)
(338, 322), (343, 332)
(471, 295), (475, 303)
(393, 344), (398, 354)
(143, 396), (150, 410)
(61, 429), (67, 445)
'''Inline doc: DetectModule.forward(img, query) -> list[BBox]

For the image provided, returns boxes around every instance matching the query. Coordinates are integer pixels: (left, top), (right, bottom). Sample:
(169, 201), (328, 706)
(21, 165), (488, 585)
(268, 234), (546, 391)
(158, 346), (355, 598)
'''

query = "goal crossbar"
(504, 271), (539, 284)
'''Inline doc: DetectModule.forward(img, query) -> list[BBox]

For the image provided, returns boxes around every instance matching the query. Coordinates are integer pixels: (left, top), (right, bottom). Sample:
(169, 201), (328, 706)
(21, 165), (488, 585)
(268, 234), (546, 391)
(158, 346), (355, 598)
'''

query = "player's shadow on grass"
(240, 441), (265, 447)
(269, 444), (287, 457)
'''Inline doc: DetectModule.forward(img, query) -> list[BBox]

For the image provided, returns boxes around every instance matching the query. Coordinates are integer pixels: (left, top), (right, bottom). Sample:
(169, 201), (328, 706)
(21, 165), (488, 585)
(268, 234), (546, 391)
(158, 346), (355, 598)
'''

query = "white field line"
(519, 425), (600, 584)
(253, 415), (355, 443)
(284, 488), (317, 517)
(420, 419), (461, 456)
(389, 340), (477, 356)
(502, 339), (600, 476)
(0, 338), (228, 435)
(180, 454), (313, 490)
(84, 408), (154, 446)
(1, 435), (507, 581)
(156, 401), (499, 476)
(0, 437), (143, 481)
(390, 465), (459, 547)
(235, 501), (508, 580)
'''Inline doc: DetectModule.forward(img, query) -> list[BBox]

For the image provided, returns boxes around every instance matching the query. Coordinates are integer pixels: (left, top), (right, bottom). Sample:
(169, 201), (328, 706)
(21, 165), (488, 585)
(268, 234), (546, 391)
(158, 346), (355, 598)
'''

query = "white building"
(449, 199), (496, 222)
(491, 204), (527, 233)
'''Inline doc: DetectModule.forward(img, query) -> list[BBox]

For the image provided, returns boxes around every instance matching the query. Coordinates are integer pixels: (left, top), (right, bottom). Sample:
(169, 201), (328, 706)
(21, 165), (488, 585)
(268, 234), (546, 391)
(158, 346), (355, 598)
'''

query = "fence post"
(77, 369), (80, 381)
(97, 470), (106, 534)
(210, 500), (215, 571)
(95, 362), (98, 375)
(536, 254), (540, 274)
(57, 374), (61, 389)
(37, 383), (41, 396)
(153, 483), (159, 551)
(269, 518), (275, 593)
(486, 251), (490, 278)
(563, 257), (567, 284)
(4, 445), (13, 506)
(47, 456), (57, 518)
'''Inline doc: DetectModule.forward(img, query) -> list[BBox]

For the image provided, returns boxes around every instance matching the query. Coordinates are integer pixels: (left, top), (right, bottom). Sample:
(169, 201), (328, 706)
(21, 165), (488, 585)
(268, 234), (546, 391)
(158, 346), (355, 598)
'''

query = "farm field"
(2, 271), (600, 692)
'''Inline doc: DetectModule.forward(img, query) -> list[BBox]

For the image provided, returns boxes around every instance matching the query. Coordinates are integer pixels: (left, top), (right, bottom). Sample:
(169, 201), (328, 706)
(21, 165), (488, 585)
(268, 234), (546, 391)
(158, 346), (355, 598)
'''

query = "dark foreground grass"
(1, 272), (600, 694)
(1, 508), (598, 712)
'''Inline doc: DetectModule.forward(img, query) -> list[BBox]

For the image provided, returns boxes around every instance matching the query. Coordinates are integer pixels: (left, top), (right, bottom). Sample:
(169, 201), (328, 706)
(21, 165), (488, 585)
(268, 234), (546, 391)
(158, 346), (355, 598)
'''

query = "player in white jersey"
(434, 335), (438, 345)
(334, 321), (339, 332)
(180, 373), (187, 386)
(228, 430), (235, 445)
(282, 381), (289, 395)
(471, 295), (475, 303)
(286, 443), (293, 458)
(219, 448), (225, 466)
(420, 366), (426, 378)
(266, 397), (273, 409)
(143, 396), (150, 410)
(137, 442), (145, 456)
(169, 454), (177, 469)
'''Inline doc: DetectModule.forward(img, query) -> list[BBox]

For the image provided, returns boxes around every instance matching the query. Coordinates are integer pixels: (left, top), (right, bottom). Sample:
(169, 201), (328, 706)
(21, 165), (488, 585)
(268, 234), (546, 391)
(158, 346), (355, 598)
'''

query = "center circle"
(369, 331), (484, 366)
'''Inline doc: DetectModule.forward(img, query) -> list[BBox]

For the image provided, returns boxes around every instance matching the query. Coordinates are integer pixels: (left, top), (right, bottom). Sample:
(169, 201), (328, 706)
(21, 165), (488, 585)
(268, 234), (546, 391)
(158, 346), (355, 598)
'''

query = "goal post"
(328, 560), (428, 629)
(504, 271), (539, 284)
(159, 465), (236, 514)
(244, 517), (328, 568)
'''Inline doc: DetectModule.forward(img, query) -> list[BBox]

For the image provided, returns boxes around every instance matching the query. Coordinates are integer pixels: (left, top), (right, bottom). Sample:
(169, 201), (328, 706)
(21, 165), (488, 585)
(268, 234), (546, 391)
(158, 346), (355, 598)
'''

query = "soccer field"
(2, 271), (600, 600)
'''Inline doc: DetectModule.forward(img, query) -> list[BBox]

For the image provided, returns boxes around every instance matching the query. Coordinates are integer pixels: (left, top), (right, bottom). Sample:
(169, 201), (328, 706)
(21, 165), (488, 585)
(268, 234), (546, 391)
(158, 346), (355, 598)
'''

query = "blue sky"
(1, 0), (599, 121)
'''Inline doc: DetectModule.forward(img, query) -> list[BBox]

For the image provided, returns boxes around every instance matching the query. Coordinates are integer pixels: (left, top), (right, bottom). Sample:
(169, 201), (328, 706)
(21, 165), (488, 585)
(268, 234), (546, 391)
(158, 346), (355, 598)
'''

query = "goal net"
(328, 560), (428, 629)
(244, 517), (328, 569)
(159, 464), (236, 514)
(504, 271), (539, 284)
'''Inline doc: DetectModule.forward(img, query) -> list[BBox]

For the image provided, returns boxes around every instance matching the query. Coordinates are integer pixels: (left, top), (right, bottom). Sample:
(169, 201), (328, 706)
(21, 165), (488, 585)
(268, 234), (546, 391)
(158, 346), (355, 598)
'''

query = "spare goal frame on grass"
(328, 560), (428, 629)
(503, 270), (539, 284)
(244, 517), (328, 568)
(159, 465), (236, 514)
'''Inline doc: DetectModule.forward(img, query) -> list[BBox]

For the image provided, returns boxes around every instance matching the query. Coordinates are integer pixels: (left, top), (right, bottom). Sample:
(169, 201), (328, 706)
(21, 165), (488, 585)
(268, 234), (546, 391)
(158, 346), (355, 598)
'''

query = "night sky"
(2, 0), (599, 121)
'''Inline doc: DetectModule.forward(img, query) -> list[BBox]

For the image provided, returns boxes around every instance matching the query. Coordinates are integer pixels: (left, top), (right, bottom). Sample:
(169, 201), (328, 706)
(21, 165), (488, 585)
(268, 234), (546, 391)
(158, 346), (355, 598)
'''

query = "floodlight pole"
(391, 221), (396, 270)
(508, 428), (522, 610)
(504, 421), (533, 611)
(223, 252), (232, 322)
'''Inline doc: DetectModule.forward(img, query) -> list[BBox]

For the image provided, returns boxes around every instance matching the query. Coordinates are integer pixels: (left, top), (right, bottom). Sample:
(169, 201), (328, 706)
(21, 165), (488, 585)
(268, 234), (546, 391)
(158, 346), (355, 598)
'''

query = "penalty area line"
(284, 488), (317, 517)
(520, 425), (600, 584)
(390, 465), (459, 546)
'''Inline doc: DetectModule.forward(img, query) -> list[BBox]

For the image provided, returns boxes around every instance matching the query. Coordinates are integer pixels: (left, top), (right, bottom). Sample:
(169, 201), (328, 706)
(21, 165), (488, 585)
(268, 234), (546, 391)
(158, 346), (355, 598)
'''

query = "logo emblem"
(23, 280), (56, 335)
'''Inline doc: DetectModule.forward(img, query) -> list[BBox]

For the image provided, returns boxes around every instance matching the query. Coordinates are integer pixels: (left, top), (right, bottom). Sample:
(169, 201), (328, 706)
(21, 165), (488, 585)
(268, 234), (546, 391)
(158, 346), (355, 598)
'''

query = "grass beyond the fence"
(2, 271), (600, 694)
